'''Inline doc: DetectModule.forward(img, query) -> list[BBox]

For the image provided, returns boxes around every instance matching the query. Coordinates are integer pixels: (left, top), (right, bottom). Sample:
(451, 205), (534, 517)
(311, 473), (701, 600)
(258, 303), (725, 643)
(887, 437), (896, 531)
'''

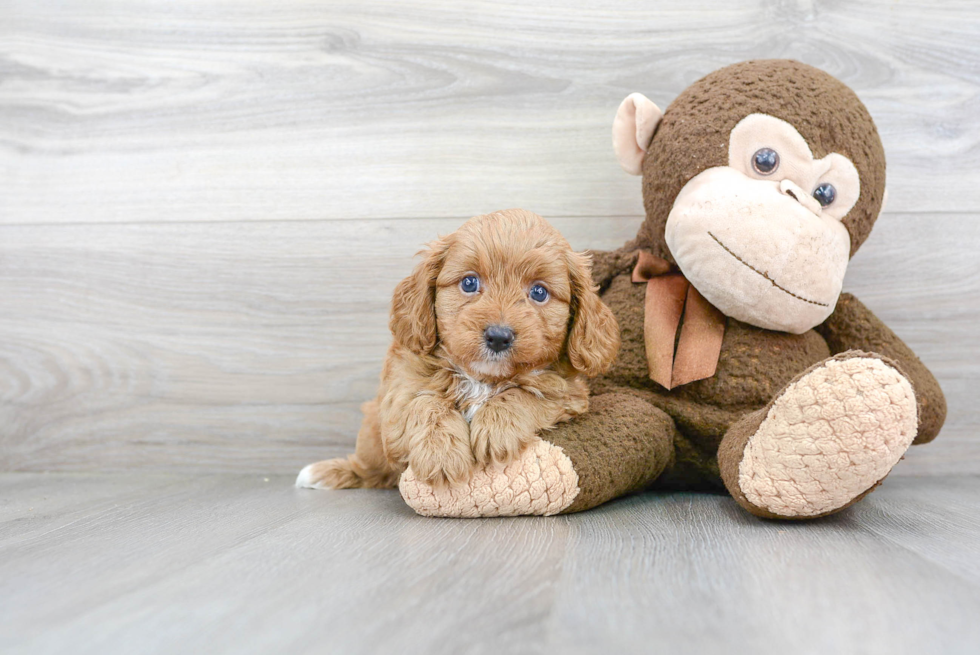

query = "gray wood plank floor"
(2, 473), (979, 655)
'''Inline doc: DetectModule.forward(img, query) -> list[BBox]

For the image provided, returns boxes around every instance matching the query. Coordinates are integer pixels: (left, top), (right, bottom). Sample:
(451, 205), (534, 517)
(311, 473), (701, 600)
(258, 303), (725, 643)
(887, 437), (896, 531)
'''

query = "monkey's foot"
(720, 353), (918, 519)
(399, 438), (579, 517)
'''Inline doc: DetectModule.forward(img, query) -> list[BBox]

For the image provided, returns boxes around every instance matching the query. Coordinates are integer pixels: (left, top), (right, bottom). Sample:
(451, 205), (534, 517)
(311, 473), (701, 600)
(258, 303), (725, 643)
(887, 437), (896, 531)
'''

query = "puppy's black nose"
(484, 325), (515, 353)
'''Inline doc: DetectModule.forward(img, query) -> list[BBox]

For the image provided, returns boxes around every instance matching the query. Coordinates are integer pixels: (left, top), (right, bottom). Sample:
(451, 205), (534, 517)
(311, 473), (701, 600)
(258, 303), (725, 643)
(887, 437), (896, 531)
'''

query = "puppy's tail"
(295, 457), (398, 490)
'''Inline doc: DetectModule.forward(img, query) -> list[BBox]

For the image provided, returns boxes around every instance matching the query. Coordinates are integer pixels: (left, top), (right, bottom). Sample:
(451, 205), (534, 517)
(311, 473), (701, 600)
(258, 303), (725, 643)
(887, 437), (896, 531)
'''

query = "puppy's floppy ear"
(565, 251), (620, 376)
(390, 235), (453, 355)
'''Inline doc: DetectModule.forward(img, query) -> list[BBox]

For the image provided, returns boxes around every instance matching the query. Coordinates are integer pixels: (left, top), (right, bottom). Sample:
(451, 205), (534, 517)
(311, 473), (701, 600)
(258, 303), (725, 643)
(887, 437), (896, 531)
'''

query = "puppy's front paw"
(470, 408), (535, 467)
(409, 416), (476, 487)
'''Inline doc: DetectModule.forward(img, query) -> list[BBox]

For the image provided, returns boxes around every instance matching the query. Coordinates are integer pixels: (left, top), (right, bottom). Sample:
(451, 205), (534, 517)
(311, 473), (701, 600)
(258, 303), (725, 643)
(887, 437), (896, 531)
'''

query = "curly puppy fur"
(297, 209), (620, 490)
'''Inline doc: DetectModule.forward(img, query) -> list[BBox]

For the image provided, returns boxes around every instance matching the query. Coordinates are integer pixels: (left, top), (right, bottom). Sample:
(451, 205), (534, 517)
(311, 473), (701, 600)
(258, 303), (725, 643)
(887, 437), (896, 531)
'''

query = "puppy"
(296, 209), (619, 490)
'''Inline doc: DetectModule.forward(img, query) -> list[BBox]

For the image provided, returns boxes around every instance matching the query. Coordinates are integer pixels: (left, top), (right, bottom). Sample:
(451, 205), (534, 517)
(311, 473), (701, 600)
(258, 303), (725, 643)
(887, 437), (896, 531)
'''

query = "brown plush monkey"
(400, 60), (946, 519)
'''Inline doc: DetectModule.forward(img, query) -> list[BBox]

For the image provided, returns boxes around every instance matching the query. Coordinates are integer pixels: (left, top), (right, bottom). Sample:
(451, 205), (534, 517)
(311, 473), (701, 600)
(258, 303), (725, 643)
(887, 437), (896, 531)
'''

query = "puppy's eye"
(529, 284), (549, 303)
(752, 148), (779, 175)
(460, 275), (480, 294)
(813, 182), (836, 207)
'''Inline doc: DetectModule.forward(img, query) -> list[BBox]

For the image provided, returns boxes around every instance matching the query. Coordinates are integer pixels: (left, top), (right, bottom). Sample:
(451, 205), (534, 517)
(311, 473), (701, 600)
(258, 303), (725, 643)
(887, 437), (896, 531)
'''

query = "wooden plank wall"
(1, 0), (977, 474)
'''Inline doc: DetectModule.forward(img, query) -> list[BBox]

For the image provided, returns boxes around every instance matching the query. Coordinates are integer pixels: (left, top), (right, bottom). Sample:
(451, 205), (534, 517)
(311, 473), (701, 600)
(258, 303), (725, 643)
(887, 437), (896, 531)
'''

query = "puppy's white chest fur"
(452, 372), (500, 423)
(450, 370), (517, 423)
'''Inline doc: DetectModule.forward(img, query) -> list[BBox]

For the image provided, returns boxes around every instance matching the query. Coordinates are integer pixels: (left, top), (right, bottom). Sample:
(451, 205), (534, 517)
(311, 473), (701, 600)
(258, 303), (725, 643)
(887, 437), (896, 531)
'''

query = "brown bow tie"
(631, 250), (726, 390)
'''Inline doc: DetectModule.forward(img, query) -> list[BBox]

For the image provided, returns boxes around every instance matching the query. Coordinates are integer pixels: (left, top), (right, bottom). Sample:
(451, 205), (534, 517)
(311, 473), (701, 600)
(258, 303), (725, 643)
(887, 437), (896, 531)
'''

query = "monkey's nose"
(484, 325), (515, 353)
(780, 179), (823, 214)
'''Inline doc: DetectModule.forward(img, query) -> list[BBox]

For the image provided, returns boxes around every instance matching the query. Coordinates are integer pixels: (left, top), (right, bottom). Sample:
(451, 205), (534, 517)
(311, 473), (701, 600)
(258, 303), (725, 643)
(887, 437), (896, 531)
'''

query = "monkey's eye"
(813, 183), (837, 207)
(529, 284), (549, 303)
(752, 148), (780, 175)
(460, 275), (480, 294)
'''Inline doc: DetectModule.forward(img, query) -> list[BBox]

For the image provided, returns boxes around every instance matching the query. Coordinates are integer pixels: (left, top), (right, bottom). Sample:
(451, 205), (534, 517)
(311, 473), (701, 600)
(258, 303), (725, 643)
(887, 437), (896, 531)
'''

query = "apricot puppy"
(296, 209), (619, 490)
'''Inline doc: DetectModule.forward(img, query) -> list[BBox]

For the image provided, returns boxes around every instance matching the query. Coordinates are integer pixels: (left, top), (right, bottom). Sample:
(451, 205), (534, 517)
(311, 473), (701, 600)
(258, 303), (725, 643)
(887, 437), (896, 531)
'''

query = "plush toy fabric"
(400, 59), (946, 519)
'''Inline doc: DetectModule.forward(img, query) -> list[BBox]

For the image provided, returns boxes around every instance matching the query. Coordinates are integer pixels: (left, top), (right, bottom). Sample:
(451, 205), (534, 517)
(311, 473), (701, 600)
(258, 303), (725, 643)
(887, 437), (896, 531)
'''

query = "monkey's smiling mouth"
(706, 232), (829, 308)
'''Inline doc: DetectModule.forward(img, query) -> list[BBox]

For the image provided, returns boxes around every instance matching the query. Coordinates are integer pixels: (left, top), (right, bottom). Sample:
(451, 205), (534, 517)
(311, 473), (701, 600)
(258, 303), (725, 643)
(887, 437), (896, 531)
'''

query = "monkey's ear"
(612, 93), (663, 176)
(389, 235), (453, 355)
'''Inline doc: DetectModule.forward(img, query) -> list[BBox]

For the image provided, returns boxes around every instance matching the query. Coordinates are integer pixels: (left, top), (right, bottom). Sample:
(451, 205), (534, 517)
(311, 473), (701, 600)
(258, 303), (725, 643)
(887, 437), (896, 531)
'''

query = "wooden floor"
(2, 473), (979, 655)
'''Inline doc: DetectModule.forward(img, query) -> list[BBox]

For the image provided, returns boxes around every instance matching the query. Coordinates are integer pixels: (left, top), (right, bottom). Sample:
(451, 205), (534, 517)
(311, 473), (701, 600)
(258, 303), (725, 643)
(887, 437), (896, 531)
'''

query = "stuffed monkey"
(400, 60), (946, 519)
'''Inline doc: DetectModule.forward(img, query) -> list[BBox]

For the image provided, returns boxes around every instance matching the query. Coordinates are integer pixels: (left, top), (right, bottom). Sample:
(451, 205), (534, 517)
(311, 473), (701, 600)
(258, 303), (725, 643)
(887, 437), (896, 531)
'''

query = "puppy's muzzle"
(484, 325), (515, 354)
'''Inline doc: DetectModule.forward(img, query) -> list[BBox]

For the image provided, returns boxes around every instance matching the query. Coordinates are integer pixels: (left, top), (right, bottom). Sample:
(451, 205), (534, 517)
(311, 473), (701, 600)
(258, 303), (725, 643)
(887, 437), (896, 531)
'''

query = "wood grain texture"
(0, 216), (643, 471)
(2, 0), (980, 226)
(0, 0), (976, 475)
(1, 212), (976, 474)
(2, 473), (979, 654)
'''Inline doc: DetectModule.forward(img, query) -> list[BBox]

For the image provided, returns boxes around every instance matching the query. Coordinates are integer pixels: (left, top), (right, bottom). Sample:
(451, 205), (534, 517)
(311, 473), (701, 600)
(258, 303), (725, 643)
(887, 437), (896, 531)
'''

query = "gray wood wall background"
(1, 0), (977, 475)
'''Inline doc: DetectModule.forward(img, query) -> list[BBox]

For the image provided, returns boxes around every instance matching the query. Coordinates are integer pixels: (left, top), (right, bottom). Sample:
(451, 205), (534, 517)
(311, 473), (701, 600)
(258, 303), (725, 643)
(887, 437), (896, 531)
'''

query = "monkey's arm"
(816, 293), (946, 444)
(588, 248), (638, 291)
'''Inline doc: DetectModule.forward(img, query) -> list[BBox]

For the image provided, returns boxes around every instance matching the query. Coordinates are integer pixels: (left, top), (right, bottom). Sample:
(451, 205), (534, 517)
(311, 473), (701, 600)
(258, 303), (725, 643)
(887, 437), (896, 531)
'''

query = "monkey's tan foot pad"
(399, 438), (580, 517)
(736, 355), (918, 518)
